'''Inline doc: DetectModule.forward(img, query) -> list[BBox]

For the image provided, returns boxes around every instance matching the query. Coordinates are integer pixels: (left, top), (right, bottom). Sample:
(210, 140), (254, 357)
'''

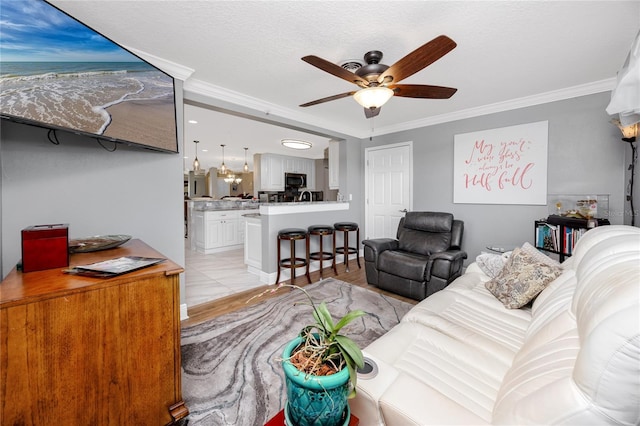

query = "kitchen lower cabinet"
(244, 215), (262, 270)
(194, 210), (257, 254)
(0, 240), (188, 425)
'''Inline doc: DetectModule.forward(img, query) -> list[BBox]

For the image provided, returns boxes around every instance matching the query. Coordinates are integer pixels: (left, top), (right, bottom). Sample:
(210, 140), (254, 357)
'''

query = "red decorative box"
(21, 224), (69, 273)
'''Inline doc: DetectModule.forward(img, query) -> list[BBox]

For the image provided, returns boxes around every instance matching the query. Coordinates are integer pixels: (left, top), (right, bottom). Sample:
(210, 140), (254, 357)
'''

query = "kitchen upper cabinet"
(328, 140), (339, 190)
(284, 157), (315, 189)
(254, 153), (316, 191)
(255, 153), (285, 191)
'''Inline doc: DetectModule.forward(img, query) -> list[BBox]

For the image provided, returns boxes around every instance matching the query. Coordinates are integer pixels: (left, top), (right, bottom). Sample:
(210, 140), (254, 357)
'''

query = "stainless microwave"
(285, 173), (306, 188)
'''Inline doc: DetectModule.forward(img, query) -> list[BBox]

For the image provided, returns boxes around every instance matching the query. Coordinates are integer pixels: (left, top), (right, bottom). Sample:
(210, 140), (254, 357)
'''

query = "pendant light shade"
(353, 86), (394, 109)
(192, 140), (201, 172)
(612, 119), (639, 142)
(243, 147), (249, 172)
(220, 144), (227, 174)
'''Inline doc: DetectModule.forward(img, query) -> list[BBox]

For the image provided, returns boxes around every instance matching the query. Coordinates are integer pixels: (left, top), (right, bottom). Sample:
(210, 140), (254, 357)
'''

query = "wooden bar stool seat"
(275, 228), (311, 285)
(307, 225), (337, 280)
(333, 222), (361, 273)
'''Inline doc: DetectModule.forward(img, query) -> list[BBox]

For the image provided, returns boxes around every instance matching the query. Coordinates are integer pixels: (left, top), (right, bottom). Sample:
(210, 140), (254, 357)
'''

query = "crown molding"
(123, 46), (194, 81)
(185, 75), (616, 140)
(183, 78), (363, 137)
(370, 78), (617, 137)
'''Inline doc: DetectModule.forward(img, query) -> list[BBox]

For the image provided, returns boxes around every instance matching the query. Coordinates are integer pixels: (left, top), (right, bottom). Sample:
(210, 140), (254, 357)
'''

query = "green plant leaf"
(335, 335), (364, 368)
(313, 302), (335, 334)
(333, 309), (366, 335)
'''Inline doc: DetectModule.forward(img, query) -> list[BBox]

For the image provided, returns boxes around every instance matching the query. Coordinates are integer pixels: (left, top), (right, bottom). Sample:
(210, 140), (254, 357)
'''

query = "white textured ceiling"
(49, 1), (640, 172)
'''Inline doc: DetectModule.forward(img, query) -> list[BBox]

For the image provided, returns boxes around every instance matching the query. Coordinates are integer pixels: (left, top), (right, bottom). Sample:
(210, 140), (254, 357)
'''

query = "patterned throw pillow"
(519, 241), (562, 269)
(485, 246), (563, 309)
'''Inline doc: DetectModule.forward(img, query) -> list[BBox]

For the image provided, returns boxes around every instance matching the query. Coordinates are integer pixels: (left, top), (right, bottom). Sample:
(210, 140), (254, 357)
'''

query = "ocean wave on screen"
(0, 69), (129, 84)
(0, 71), (172, 134)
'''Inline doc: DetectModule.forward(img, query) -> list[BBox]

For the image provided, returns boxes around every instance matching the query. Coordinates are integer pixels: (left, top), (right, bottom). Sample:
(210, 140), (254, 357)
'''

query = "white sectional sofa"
(352, 225), (640, 425)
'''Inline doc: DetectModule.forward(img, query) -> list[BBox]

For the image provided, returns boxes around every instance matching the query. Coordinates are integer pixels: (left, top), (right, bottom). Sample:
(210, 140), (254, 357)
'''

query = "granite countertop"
(189, 199), (260, 211)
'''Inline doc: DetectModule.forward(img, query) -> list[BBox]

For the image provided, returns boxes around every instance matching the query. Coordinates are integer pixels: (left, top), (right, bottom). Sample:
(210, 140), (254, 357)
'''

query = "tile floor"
(184, 245), (264, 307)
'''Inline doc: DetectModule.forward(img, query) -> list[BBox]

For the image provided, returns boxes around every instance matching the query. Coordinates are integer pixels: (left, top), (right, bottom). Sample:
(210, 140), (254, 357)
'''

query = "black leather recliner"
(362, 211), (467, 301)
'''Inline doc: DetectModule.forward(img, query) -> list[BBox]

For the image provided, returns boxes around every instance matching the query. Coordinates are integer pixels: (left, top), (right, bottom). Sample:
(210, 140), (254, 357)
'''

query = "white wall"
(360, 92), (630, 261)
(0, 120), (186, 306)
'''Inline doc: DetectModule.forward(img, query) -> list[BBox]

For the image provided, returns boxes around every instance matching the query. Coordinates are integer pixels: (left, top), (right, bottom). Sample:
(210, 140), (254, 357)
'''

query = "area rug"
(180, 278), (414, 426)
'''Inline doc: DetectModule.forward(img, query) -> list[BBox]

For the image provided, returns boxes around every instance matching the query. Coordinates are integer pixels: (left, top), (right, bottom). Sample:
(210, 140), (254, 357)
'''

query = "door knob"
(399, 209), (408, 213)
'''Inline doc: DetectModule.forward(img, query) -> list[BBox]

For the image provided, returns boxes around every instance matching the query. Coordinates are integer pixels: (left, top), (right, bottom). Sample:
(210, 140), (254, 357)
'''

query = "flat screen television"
(0, 0), (178, 153)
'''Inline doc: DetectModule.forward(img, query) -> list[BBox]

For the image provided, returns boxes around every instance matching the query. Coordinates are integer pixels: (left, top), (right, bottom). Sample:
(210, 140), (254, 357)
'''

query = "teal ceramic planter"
(282, 336), (350, 426)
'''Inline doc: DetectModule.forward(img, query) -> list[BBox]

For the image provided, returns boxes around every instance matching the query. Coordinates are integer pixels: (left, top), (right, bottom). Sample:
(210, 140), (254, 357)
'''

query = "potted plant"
(252, 284), (365, 426)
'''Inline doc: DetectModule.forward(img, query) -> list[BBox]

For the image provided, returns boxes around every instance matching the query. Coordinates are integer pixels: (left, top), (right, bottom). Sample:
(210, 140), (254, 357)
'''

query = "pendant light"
(219, 144), (227, 174)
(192, 140), (201, 172)
(243, 147), (249, 172)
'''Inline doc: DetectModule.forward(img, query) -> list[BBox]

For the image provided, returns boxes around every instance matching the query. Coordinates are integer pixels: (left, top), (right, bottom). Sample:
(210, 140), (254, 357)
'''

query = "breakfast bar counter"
(246, 201), (355, 283)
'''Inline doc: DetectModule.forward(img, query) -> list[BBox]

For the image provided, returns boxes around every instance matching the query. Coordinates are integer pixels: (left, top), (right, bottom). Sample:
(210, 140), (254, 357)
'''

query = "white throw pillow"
(475, 252), (510, 278)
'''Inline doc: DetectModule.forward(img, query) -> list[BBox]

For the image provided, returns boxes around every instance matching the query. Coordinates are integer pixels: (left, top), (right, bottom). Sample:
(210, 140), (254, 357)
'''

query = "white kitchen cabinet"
(195, 210), (240, 254)
(283, 157), (316, 189)
(238, 210), (251, 244)
(244, 215), (262, 271)
(254, 153), (317, 191)
(193, 211), (205, 249)
(254, 153), (285, 191)
(328, 140), (339, 190)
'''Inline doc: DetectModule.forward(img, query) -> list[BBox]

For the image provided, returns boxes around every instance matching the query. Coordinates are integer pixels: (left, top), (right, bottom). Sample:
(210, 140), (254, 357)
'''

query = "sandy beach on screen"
(103, 97), (177, 151)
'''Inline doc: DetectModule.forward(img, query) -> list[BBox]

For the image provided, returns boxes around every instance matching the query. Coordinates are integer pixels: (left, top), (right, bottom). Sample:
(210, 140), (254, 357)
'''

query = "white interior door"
(365, 142), (413, 240)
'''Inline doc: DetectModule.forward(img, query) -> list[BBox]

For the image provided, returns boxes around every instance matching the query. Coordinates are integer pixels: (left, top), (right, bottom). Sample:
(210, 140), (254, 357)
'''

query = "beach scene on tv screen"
(0, 0), (177, 152)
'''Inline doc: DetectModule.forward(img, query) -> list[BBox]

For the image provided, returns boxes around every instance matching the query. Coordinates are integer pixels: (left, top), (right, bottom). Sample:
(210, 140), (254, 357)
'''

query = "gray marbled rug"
(180, 278), (414, 426)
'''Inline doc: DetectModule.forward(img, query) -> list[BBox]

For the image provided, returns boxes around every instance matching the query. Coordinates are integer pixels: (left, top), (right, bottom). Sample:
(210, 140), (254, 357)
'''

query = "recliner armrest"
(362, 238), (398, 261)
(425, 250), (468, 280)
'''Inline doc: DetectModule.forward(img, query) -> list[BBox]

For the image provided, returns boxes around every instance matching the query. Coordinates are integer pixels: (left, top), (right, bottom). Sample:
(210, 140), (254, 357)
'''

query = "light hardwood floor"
(182, 257), (417, 328)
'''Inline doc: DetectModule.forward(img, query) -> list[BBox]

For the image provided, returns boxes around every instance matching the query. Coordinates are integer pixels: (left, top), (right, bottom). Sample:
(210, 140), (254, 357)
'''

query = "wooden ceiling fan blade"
(378, 35), (457, 84)
(390, 84), (457, 99)
(302, 55), (368, 87)
(364, 107), (380, 119)
(299, 91), (355, 107)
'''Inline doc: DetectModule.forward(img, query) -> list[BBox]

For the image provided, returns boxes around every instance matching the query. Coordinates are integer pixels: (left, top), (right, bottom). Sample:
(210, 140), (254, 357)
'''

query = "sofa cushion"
(403, 272), (531, 364)
(398, 229), (451, 256)
(397, 212), (453, 255)
(485, 246), (563, 309)
(378, 250), (429, 281)
(363, 322), (508, 423)
(403, 211), (453, 233)
(475, 251), (511, 278)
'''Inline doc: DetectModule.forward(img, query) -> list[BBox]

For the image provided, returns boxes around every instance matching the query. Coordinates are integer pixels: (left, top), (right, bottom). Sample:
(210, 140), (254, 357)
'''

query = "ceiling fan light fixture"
(353, 86), (394, 109)
(281, 139), (312, 150)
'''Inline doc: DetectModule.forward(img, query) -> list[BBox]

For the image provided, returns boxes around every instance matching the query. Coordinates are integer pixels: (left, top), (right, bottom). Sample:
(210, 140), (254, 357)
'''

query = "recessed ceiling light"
(188, 120), (198, 124)
(281, 139), (312, 150)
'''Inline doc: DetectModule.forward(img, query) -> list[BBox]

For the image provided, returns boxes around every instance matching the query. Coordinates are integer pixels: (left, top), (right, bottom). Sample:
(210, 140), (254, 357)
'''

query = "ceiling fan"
(299, 35), (458, 118)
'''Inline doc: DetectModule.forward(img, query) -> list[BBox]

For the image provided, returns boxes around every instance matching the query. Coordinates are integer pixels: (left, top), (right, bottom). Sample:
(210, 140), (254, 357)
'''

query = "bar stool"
(333, 222), (361, 273)
(275, 228), (311, 285)
(308, 225), (337, 280)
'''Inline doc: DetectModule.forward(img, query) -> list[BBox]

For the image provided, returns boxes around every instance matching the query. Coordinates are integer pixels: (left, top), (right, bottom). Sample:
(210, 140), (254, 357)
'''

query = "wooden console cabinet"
(0, 239), (188, 425)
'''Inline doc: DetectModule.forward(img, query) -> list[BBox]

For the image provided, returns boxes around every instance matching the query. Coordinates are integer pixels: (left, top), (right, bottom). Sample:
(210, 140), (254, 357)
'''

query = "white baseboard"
(180, 303), (189, 320)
